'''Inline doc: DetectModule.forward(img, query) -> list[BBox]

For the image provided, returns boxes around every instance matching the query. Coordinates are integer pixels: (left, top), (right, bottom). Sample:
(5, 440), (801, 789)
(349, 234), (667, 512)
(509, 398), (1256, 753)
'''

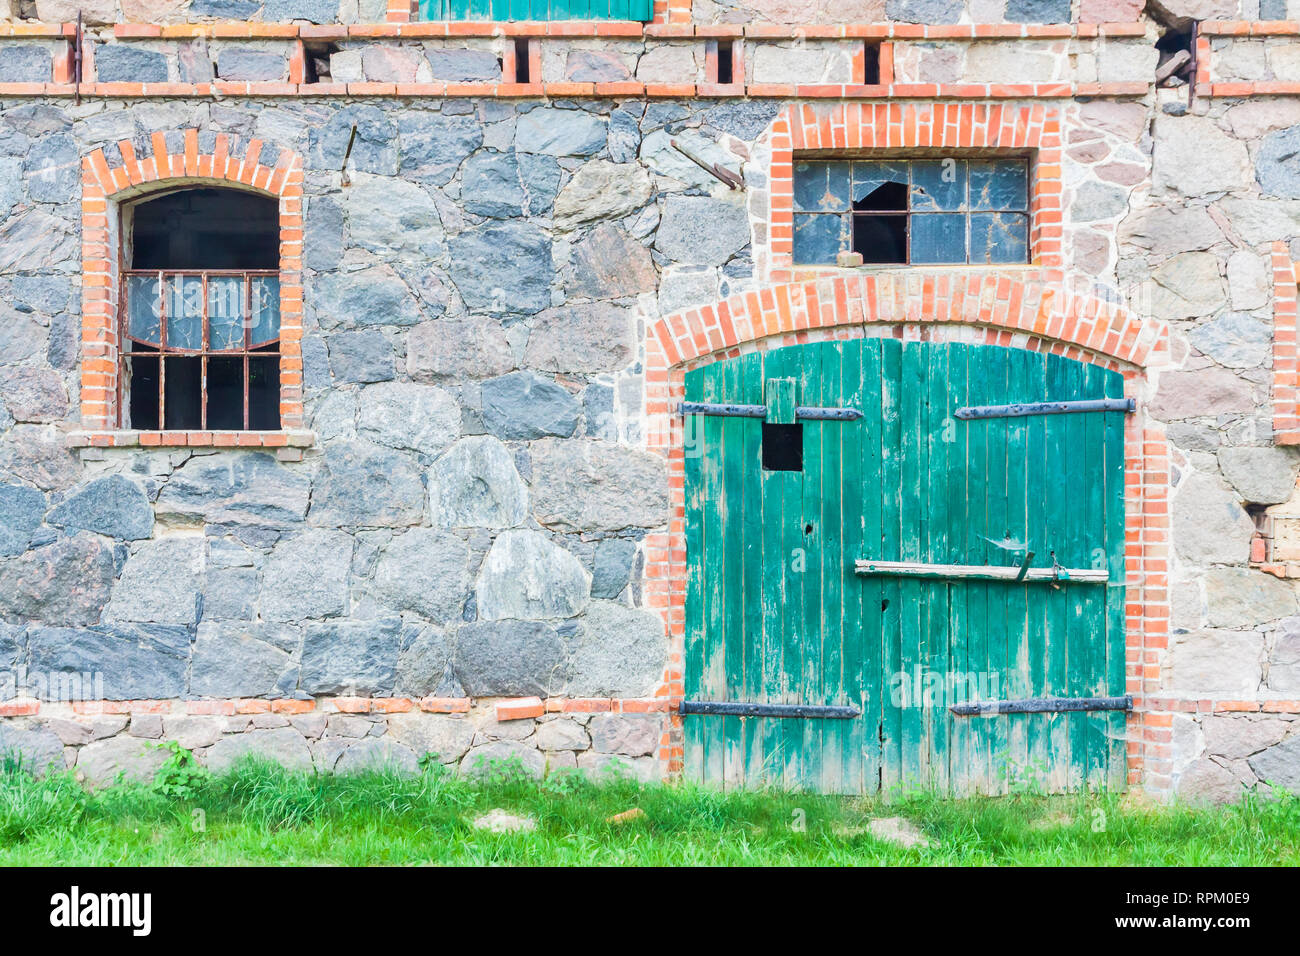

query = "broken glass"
(969, 212), (1028, 264)
(909, 160), (966, 212)
(794, 213), (850, 264)
(793, 160), (851, 213)
(969, 160), (1028, 212)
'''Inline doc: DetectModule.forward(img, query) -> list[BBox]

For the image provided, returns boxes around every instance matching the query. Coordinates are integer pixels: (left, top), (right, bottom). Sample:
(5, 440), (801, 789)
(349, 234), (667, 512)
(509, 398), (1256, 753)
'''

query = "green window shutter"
(420, 0), (654, 19)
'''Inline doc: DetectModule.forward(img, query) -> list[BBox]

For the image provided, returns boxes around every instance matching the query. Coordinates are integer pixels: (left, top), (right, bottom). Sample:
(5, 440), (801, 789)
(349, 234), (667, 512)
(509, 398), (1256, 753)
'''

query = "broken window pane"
(852, 161), (909, 206)
(853, 180), (908, 212)
(794, 213), (850, 264)
(969, 160), (1029, 211)
(910, 160), (966, 212)
(970, 212), (1029, 264)
(208, 276), (246, 351)
(249, 276), (281, 347)
(126, 274), (162, 345)
(793, 160), (851, 213)
(854, 214), (907, 263)
(166, 275), (204, 351)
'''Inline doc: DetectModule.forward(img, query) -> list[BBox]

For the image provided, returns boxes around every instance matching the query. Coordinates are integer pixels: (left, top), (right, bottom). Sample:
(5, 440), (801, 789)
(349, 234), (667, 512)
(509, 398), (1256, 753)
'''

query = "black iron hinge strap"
(679, 402), (862, 421)
(679, 700), (861, 719)
(949, 695), (1133, 716)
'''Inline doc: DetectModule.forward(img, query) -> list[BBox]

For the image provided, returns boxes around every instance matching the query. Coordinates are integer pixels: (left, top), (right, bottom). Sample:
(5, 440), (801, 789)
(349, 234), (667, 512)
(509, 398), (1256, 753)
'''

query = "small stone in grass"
(867, 816), (933, 849)
(472, 809), (537, 834)
(606, 808), (646, 824)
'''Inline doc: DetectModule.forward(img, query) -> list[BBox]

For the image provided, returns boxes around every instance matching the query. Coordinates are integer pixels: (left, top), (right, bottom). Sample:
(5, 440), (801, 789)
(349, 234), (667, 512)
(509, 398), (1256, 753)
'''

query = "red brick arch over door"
(79, 130), (305, 436)
(640, 270), (1181, 794)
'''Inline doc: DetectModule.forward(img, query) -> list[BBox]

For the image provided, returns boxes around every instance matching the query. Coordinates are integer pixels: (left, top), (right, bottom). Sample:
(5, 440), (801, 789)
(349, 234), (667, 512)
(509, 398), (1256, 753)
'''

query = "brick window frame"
(642, 273), (1180, 793)
(78, 130), (306, 446)
(764, 103), (1064, 283)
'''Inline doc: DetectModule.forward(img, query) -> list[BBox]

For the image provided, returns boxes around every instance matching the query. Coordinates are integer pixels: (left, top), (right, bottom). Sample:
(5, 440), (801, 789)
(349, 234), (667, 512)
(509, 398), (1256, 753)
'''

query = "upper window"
(418, 0), (653, 20)
(792, 158), (1031, 267)
(121, 187), (281, 432)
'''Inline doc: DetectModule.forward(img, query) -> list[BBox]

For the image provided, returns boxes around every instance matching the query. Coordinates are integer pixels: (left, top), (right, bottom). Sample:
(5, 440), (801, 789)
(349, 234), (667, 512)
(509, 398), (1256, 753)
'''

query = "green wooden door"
(420, 0), (655, 20)
(683, 339), (1129, 795)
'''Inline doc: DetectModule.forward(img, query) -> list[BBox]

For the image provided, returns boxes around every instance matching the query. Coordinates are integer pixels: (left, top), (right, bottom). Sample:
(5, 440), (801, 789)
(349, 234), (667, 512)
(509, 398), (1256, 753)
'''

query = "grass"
(0, 755), (1296, 866)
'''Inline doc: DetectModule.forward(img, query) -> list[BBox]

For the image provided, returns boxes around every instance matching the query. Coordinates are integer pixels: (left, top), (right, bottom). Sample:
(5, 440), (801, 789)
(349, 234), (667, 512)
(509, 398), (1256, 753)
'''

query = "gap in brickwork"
(716, 40), (735, 86)
(303, 42), (341, 84)
(513, 37), (532, 84)
(1147, 1), (1197, 92)
(863, 41), (882, 85)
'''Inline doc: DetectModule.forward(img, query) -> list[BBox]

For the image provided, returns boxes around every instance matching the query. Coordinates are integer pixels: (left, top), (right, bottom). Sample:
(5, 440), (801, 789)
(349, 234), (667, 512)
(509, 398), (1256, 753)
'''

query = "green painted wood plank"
(1003, 347), (1032, 791)
(832, 341), (862, 793)
(972, 348), (998, 796)
(736, 353), (767, 789)
(1062, 356), (1088, 792)
(878, 338), (904, 792)
(1082, 361), (1112, 791)
(682, 366), (707, 785)
(923, 343), (951, 793)
(700, 359), (727, 788)
(1023, 350), (1050, 792)
(1041, 353), (1072, 792)
(757, 349), (789, 789)
(856, 338), (883, 795)
(1103, 369), (1129, 790)
(797, 347), (827, 792)
(946, 344), (973, 796)
(982, 347), (1012, 795)
(719, 354), (747, 788)
(898, 342), (926, 790)
(769, 349), (806, 790)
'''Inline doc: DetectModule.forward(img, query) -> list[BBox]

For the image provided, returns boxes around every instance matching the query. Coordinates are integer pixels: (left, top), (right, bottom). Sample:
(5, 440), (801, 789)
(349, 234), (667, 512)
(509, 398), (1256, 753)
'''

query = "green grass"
(0, 757), (1296, 866)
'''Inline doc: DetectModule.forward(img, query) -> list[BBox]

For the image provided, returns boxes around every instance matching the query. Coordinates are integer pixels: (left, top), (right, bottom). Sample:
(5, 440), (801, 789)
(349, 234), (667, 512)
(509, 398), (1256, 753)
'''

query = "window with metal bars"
(120, 188), (281, 431)
(792, 158), (1031, 266)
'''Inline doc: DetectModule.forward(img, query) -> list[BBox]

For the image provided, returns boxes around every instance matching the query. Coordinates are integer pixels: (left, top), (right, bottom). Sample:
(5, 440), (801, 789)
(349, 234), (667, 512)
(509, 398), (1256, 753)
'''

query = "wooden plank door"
(683, 341), (880, 792)
(683, 338), (1128, 794)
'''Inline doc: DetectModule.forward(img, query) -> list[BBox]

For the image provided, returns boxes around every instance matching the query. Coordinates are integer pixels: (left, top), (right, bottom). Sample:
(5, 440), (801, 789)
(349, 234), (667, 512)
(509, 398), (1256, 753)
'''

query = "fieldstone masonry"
(1, 0), (1300, 800)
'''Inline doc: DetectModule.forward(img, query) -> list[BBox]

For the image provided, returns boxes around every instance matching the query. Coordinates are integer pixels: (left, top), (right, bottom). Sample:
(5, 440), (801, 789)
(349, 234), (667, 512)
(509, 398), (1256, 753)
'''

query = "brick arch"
(79, 130), (305, 434)
(640, 272), (1171, 792)
(646, 271), (1165, 375)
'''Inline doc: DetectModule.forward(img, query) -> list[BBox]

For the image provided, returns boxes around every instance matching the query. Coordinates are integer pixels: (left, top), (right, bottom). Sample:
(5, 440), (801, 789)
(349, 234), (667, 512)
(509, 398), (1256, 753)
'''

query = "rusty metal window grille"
(792, 158), (1030, 266)
(121, 271), (281, 431)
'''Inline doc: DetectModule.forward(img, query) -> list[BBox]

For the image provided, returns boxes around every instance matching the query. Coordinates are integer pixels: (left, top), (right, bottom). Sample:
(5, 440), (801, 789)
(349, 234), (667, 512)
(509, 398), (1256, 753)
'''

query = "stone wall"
(2, 95), (772, 778)
(0, 702), (664, 787)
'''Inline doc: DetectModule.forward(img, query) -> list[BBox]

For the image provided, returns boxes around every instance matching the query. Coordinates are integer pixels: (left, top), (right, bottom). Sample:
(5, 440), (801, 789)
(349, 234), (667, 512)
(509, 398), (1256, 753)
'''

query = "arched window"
(120, 187), (281, 431)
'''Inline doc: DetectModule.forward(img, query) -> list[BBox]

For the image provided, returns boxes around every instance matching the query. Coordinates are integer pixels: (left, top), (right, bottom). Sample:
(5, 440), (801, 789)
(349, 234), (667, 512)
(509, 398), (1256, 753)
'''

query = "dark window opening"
(863, 41), (882, 85)
(131, 188), (278, 270)
(514, 38), (532, 84)
(121, 187), (281, 431)
(793, 158), (1031, 266)
(762, 423), (803, 472)
(303, 41), (341, 84)
(716, 40), (734, 86)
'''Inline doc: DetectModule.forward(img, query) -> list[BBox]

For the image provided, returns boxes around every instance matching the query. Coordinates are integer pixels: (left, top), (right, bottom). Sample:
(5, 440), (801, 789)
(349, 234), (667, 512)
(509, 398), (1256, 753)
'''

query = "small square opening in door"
(762, 422), (803, 471)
